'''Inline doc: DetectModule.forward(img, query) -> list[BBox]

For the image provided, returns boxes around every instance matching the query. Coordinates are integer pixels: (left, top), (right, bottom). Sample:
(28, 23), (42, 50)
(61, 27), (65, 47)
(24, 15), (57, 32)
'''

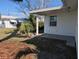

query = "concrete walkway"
(40, 34), (76, 47)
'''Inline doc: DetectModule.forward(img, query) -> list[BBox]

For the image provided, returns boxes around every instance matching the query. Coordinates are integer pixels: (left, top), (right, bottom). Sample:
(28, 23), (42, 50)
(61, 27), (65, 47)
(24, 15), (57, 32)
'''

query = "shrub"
(19, 21), (34, 35)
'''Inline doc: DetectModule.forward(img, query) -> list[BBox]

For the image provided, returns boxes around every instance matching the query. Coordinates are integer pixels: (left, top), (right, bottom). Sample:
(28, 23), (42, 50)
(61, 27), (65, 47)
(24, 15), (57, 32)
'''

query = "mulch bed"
(0, 41), (37, 59)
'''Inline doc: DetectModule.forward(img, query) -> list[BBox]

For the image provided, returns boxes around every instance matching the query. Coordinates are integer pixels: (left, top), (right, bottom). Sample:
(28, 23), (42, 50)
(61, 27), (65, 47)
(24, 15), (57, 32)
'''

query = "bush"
(39, 21), (44, 28)
(19, 21), (34, 35)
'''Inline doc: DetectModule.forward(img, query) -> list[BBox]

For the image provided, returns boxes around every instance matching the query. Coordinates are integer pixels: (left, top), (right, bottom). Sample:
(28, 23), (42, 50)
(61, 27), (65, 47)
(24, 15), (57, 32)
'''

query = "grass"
(0, 28), (15, 34)
(0, 28), (33, 42)
(7, 37), (28, 42)
(0, 28), (15, 40)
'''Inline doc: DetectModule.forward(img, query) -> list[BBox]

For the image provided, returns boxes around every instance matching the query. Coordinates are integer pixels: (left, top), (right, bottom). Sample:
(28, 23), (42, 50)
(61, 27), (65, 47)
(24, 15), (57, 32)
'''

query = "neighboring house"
(0, 15), (25, 28)
(30, 0), (77, 48)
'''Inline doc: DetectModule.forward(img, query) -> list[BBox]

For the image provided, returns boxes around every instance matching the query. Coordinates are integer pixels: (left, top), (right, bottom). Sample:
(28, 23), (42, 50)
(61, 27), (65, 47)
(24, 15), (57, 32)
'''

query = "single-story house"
(0, 15), (25, 28)
(30, 0), (77, 48)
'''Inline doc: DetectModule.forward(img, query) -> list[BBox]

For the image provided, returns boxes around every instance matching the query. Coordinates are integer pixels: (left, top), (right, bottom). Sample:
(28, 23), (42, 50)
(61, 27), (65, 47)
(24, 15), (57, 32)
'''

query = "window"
(50, 16), (57, 26)
(2, 21), (4, 24)
(10, 21), (16, 26)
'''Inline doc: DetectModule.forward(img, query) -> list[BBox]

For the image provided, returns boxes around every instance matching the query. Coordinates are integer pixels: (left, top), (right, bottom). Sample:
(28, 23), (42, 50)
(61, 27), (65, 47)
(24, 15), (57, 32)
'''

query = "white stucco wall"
(4, 20), (16, 28)
(44, 10), (77, 36)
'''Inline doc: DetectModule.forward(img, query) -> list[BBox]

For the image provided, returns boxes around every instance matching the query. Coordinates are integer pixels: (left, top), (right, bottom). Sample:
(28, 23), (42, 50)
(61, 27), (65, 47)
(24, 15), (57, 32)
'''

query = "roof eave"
(30, 6), (63, 14)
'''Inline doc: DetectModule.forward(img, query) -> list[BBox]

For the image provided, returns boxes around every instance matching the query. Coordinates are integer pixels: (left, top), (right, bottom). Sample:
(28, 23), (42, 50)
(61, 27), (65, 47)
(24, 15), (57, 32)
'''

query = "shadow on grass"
(0, 30), (17, 42)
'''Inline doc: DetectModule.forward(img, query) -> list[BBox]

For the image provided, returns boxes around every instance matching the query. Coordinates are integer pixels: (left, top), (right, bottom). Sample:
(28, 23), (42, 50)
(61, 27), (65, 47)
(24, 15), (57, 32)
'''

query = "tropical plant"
(25, 22), (34, 34)
(39, 21), (44, 28)
(19, 22), (26, 34)
(28, 14), (36, 31)
(19, 21), (34, 35)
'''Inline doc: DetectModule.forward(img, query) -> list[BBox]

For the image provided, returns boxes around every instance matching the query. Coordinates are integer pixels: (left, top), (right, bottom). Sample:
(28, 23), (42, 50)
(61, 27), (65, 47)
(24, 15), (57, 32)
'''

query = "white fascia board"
(30, 6), (63, 14)
(1, 15), (20, 19)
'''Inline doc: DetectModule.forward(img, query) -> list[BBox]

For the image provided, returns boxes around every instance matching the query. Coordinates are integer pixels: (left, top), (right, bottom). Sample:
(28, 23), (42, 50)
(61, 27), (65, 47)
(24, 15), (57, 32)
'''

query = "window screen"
(50, 16), (57, 26)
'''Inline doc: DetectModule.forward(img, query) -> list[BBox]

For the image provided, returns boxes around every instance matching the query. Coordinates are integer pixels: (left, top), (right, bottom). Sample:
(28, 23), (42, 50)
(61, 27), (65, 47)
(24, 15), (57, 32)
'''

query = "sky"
(0, 0), (26, 18)
(30, 0), (63, 9)
(0, 0), (63, 18)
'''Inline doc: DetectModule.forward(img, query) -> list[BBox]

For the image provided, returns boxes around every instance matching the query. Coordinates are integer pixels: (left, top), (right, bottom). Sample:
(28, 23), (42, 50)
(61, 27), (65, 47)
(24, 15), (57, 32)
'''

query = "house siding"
(0, 20), (17, 28)
(4, 20), (16, 28)
(44, 10), (77, 36)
